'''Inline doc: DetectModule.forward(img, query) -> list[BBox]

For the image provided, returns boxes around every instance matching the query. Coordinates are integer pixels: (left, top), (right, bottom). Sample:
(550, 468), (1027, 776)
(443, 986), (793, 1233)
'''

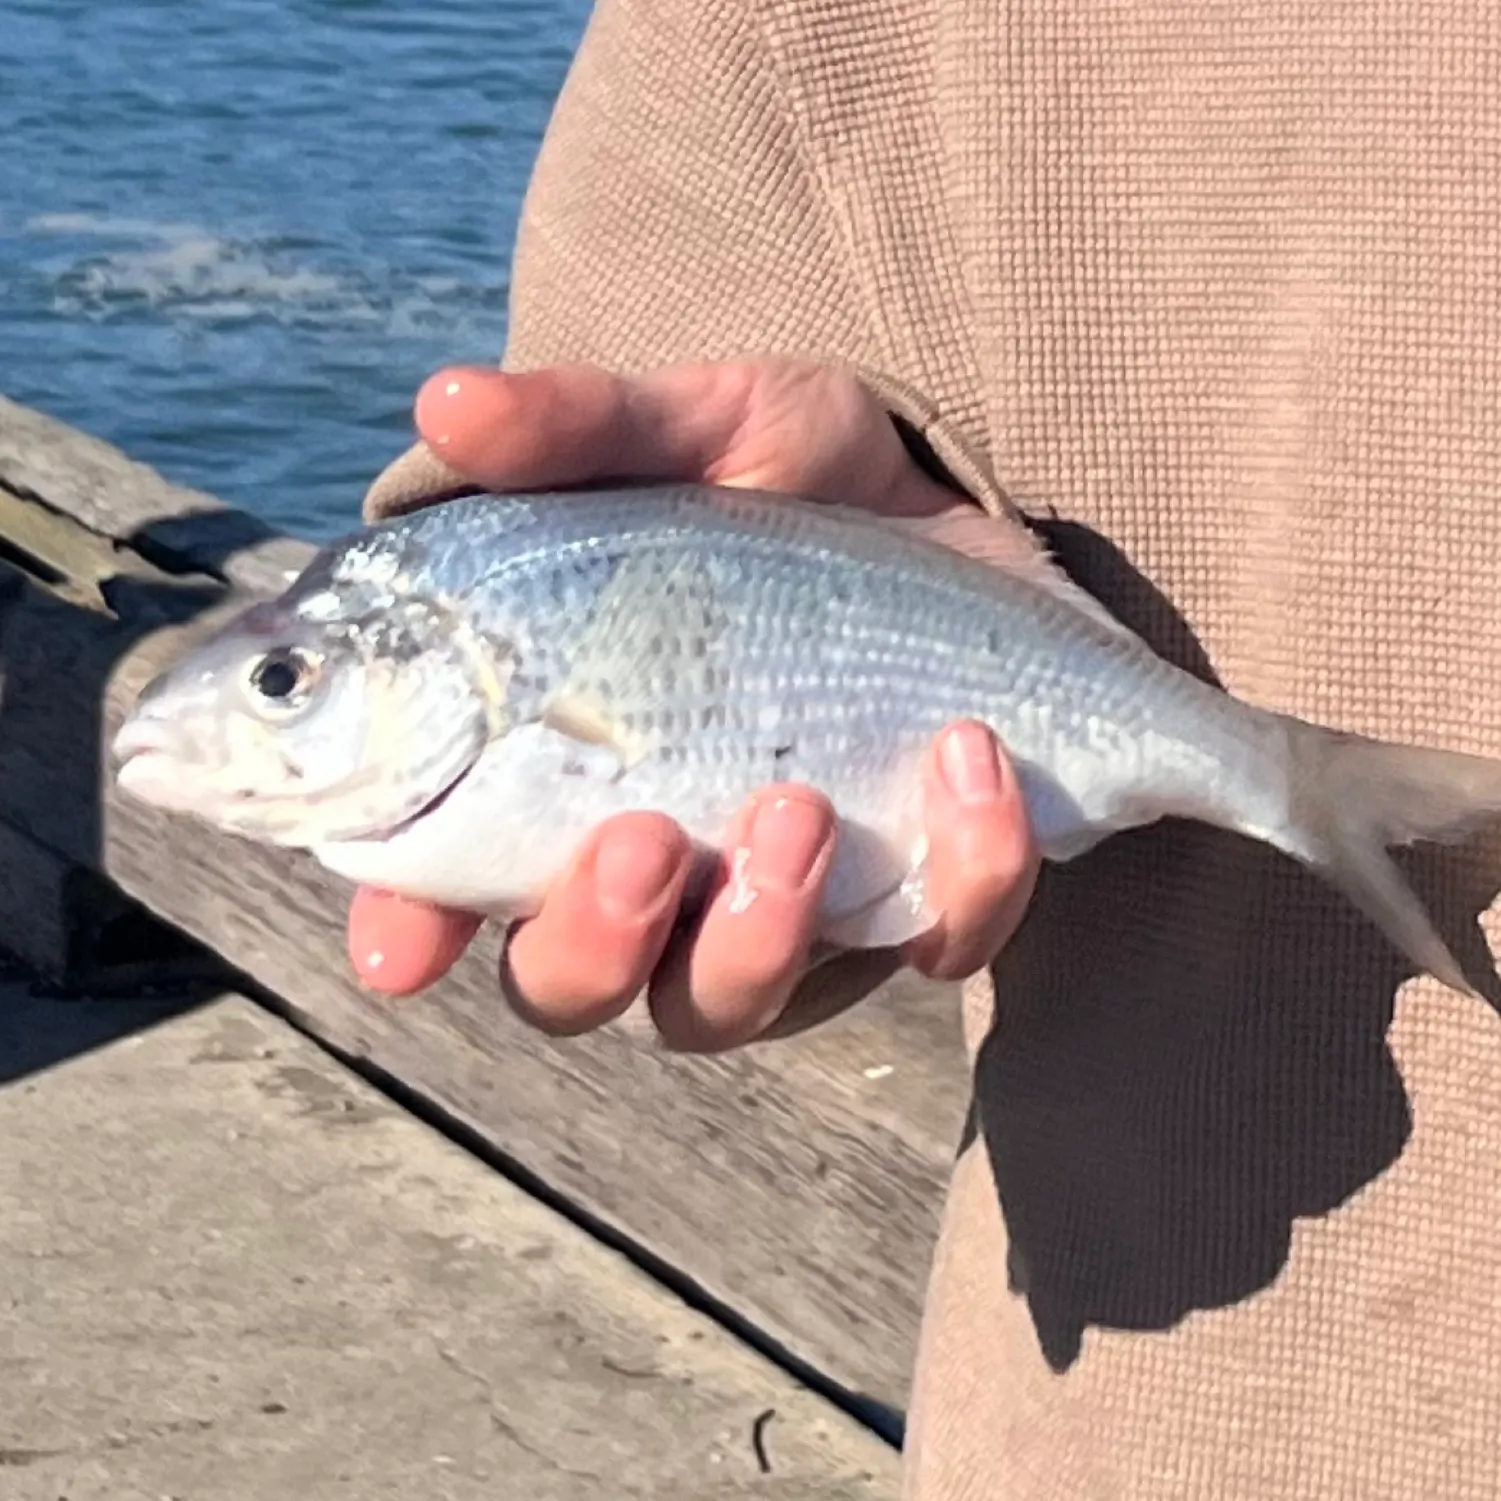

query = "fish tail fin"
(1276, 720), (1501, 997)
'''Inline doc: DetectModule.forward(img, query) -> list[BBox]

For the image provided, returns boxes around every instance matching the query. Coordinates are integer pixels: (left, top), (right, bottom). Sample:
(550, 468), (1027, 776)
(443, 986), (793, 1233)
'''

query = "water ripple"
(0, 0), (590, 536)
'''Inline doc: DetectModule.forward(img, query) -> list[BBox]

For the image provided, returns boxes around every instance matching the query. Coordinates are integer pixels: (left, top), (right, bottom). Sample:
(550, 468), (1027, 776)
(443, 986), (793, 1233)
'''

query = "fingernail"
(939, 722), (1003, 805)
(745, 793), (833, 894)
(415, 366), (483, 449)
(594, 826), (683, 923)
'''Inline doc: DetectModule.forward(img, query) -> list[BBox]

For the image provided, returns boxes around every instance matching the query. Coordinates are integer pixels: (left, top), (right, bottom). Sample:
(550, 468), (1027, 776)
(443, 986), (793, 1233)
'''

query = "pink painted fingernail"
(939, 723), (1003, 805)
(745, 793), (833, 894)
(594, 826), (682, 923)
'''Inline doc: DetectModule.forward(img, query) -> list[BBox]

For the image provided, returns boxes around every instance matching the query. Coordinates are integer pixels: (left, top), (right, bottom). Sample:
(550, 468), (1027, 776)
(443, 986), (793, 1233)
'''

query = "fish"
(113, 482), (1501, 995)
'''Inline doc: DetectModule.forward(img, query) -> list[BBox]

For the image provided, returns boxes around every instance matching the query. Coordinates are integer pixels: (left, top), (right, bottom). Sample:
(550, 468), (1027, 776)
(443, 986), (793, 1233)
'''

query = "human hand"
(348, 358), (1042, 1050)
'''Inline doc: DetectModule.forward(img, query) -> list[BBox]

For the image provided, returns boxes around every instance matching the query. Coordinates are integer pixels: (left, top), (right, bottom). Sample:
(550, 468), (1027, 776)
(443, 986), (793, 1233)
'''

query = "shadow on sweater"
(969, 518), (1501, 1373)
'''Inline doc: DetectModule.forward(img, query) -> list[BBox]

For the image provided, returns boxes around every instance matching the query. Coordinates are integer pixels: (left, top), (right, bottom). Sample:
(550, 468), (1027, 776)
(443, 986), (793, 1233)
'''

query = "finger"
(647, 787), (836, 1053)
(348, 888), (483, 996)
(502, 812), (693, 1036)
(412, 362), (762, 494)
(756, 947), (905, 1043)
(905, 721), (1039, 981)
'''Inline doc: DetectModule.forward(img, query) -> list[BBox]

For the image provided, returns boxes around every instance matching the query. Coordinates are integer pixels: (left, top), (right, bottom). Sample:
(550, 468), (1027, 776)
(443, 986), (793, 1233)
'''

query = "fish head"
(113, 589), (495, 847)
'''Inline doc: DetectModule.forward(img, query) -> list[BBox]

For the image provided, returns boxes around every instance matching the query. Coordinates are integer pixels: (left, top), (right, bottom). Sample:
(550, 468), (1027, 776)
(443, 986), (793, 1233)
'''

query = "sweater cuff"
(362, 440), (479, 524)
(847, 363), (1019, 526)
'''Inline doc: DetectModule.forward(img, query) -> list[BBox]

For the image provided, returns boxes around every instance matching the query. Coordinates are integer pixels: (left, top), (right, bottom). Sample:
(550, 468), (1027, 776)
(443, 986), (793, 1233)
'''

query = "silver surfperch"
(114, 484), (1501, 994)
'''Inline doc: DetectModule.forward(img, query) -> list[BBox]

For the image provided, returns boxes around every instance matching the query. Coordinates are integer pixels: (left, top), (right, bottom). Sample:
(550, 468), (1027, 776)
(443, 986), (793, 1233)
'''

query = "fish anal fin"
(818, 809), (934, 949)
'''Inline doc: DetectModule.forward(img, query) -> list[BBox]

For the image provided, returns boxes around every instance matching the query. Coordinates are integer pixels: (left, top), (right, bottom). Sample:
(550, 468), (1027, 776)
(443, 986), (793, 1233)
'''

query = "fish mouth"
(112, 715), (213, 800)
(117, 743), (473, 846)
(114, 722), (245, 813)
(114, 744), (271, 824)
(114, 743), (197, 810)
(113, 713), (485, 846)
(113, 713), (175, 770)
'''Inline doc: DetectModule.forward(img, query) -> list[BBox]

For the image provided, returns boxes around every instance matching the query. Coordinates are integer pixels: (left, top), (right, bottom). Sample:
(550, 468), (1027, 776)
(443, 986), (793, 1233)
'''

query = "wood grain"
(0, 396), (972, 1420)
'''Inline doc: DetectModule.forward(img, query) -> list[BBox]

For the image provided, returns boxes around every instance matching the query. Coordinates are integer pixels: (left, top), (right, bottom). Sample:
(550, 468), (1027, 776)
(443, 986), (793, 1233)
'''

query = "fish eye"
(247, 646), (318, 707)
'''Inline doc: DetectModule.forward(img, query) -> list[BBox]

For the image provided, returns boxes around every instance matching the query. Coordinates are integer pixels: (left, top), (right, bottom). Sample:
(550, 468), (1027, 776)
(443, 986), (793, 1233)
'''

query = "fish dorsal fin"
(540, 542), (729, 767)
(884, 511), (1141, 643)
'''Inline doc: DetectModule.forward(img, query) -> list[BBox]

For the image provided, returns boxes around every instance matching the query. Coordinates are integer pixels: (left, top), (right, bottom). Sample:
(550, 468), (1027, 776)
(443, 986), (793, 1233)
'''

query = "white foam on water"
(22, 211), (475, 334)
(26, 212), (210, 241)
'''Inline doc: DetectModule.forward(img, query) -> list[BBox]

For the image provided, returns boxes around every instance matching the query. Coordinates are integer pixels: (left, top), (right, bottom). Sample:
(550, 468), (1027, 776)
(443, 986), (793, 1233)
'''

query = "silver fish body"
(115, 484), (1501, 992)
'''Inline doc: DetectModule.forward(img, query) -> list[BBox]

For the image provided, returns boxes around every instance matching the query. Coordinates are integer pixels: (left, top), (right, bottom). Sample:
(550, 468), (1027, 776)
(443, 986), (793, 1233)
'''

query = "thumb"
(410, 362), (759, 495)
(361, 363), (625, 522)
(413, 364), (635, 492)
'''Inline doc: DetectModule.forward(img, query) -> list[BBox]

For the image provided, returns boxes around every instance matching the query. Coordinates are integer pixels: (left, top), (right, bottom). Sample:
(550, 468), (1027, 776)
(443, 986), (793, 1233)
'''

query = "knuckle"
(589, 946), (655, 1010)
(524, 1004), (605, 1040)
(985, 836), (1041, 895)
(648, 1006), (723, 1055)
(923, 947), (993, 983)
(644, 977), (723, 1054)
(958, 808), (1039, 890)
(916, 924), (1003, 983)
(911, 873), (1035, 982)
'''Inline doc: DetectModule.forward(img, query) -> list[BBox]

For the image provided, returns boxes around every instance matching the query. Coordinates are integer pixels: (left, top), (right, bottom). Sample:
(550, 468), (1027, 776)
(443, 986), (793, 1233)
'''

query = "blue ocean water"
(0, 0), (592, 537)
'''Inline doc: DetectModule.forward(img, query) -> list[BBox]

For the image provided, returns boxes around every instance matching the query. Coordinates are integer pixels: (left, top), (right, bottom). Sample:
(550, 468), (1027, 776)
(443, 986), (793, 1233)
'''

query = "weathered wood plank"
(0, 988), (900, 1498)
(0, 396), (971, 1419)
(0, 393), (310, 591)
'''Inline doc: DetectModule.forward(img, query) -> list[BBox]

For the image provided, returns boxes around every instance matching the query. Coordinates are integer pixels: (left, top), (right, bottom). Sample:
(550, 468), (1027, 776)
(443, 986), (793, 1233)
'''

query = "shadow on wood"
(0, 961), (213, 1086)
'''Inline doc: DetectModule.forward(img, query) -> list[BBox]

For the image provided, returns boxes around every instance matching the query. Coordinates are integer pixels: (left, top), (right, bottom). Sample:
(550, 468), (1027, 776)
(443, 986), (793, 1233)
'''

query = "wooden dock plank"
(0, 395), (971, 1418)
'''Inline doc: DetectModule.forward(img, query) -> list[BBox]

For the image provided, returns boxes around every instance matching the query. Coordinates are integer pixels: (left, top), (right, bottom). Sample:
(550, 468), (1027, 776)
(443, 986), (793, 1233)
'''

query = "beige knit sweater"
(365, 2), (1501, 1495)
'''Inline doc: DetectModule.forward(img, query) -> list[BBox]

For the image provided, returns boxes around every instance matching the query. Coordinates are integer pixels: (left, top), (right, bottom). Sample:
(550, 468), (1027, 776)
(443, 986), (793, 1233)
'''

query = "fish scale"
(115, 482), (1501, 993)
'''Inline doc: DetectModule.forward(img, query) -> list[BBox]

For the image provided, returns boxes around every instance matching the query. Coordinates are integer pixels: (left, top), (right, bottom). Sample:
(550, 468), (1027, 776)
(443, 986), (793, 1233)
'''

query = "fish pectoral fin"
(541, 543), (729, 774)
(542, 693), (625, 752)
(540, 691), (649, 772)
